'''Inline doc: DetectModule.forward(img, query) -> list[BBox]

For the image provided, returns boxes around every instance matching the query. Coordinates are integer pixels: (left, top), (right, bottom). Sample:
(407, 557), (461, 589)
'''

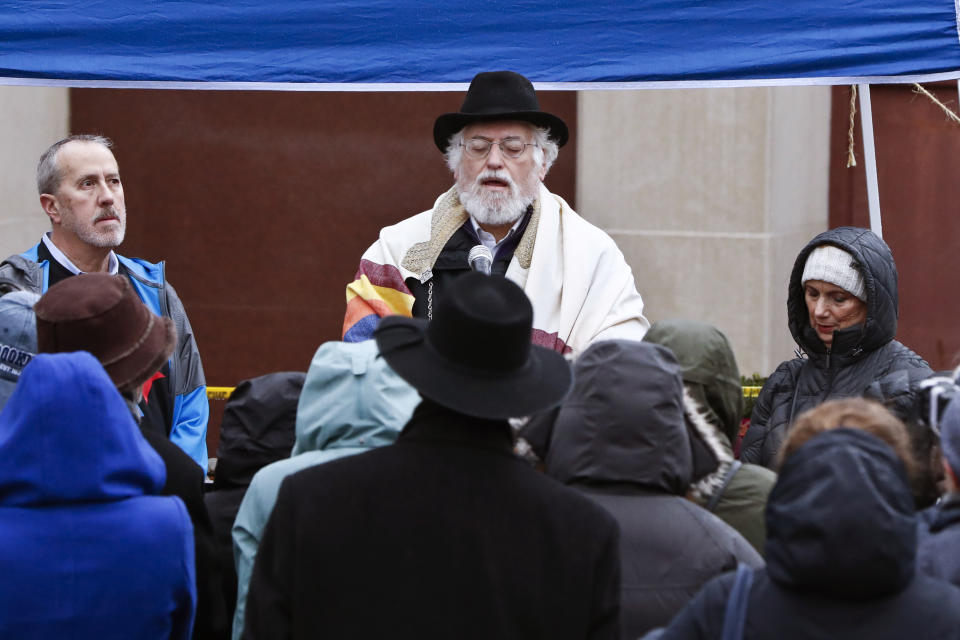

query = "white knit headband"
(801, 245), (866, 301)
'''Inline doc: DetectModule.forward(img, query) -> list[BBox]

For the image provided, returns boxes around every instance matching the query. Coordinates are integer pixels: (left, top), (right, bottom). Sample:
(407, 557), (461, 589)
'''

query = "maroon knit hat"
(34, 273), (176, 392)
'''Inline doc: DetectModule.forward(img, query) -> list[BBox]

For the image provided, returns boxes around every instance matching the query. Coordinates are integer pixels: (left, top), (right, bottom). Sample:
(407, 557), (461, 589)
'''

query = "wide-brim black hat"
(433, 70), (569, 152)
(374, 272), (572, 420)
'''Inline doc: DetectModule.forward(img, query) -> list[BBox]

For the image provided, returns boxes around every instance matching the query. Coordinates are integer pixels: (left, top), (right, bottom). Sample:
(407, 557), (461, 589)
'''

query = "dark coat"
(140, 427), (227, 640)
(863, 367), (944, 507)
(917, 494), (960, 588)
(244, 400), (621, 640)
(741, 227), (931, 468)
(644, 320), (776, 555)
(545, 341), (762, 640)
(406, 213), (528, 319)
(204, 371), (303, 629)
(204, 487), (244, 637)
(659, 429), (960, 640)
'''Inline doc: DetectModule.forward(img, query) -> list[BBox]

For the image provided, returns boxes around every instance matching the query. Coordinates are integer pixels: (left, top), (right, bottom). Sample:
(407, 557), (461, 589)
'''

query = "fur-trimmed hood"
(684, 391), (735, 502)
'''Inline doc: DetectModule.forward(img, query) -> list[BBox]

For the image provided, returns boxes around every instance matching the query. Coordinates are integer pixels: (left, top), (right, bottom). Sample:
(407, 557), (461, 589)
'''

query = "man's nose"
(96, 180), (114, 205)
(485, 143), (505, 168)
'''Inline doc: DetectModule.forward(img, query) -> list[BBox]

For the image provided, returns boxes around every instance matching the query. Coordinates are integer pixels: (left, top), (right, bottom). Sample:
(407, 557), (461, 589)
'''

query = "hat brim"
(109, 315), (177, 392)
(434, 111), (569, 152)
(375, 316), (572, 420)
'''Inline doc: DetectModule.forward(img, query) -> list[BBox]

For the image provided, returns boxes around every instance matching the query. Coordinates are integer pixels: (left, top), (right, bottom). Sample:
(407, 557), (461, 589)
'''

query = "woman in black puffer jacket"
(740, 226), (930, 468)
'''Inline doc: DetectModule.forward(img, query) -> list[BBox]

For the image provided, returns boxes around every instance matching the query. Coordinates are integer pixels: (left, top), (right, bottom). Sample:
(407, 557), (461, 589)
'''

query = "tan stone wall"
(0, 87), (69, 259)
(577, 87), (831, 376)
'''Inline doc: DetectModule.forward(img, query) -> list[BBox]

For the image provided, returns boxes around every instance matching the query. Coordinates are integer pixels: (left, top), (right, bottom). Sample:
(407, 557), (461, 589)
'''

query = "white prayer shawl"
(346, 183), (649, 355)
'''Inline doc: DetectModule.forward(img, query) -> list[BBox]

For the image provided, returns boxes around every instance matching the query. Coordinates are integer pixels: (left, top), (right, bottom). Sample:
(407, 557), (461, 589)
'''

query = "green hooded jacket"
(645, 319), (776, 555)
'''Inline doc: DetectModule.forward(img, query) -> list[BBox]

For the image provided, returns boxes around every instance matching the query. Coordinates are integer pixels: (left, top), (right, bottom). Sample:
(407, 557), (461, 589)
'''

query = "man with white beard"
(0, 135), (209, 470)
(343, 71), (648, 355)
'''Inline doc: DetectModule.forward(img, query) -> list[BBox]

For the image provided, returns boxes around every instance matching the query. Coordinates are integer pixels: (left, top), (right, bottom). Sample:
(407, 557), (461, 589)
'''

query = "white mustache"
(475, 170), (515, 190)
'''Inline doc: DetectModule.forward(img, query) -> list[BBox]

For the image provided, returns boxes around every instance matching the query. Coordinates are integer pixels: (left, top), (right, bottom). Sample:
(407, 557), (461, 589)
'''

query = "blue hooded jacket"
(0, 352), (196, 639)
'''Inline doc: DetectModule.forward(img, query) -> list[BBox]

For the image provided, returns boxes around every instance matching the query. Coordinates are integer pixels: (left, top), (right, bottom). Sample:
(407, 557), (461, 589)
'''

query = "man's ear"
(537, 159), (547, 182)
(40, 193), (61, 225)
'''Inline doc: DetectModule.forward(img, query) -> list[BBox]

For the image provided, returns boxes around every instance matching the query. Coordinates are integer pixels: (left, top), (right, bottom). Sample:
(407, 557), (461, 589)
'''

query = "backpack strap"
(721, 564), (754, 640)
(706, 460), (743, 512)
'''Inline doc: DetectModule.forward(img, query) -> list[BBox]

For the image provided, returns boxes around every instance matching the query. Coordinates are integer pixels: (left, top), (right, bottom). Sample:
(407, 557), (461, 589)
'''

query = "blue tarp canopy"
(2, 0), (960, 89)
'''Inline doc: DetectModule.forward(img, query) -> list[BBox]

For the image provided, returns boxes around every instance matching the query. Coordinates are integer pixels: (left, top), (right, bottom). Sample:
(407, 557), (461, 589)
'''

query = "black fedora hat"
(433, 71), (569, 152)
(374, 272), (572, 420)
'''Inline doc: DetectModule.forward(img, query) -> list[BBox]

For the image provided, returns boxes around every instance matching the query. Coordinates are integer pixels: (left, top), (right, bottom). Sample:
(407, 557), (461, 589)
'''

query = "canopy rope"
(846, 85), (858, 168)
(913, 83), (960, 125)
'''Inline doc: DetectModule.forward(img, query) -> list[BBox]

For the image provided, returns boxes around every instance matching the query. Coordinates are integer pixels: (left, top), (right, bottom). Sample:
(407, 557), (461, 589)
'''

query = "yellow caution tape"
(206, 386), (235, 400)
(210, 385), (764, 400)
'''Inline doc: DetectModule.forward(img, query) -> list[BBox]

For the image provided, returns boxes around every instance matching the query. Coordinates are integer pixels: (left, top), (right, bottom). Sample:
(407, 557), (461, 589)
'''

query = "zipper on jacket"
(821, 350), (839, 401)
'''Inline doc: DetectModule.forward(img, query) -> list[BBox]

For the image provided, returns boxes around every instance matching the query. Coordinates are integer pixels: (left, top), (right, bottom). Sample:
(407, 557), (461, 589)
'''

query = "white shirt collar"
(469, 215), (525, 254)
(42, 232), (119, 276)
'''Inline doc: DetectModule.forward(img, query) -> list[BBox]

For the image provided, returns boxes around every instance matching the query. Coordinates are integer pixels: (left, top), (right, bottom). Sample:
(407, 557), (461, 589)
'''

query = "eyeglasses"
(461, 137), (538, 160)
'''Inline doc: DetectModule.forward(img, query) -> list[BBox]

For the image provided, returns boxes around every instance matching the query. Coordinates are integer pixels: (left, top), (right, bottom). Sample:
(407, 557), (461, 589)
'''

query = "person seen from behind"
(33, 272), (226, 638)
(0, 352), (196, 639)
(0, 291), (39, 412)
(653, 398), (960, 640)
(244, 272), (621, 639)
(644, 319), (776, 555)
(231, 340), (419, 640)
(206, 371), (305, 635)
(917, 387), (960, 588)
(544, 339), (762, 639)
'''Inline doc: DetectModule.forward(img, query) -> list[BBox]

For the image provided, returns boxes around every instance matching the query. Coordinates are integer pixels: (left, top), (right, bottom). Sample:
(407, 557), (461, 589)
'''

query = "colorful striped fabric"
(343, 260), (415, 342)
(531, 329), (573, 356)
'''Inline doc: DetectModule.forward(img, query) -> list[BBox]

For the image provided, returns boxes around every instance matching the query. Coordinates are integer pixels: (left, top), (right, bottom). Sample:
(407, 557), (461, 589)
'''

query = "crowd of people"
(1, 70), (959, 639)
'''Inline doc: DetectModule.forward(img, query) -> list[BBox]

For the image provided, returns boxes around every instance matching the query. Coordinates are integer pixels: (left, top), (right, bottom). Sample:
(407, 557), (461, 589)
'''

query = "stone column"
(0, 87), (69, 260)
(576, 87), (831, 375)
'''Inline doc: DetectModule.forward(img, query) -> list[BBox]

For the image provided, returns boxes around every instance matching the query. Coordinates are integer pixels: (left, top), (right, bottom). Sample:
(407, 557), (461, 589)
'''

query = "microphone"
(467, 245), (493, 275)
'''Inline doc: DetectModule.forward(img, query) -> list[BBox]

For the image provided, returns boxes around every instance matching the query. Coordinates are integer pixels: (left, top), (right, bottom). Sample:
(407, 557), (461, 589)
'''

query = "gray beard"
(62, 207), (126, 248)
(456, 170), (539, 227)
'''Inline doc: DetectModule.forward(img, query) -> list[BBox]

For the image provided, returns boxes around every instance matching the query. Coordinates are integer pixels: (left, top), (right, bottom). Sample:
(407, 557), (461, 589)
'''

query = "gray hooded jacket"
(546, 340), (762, 639)
(645, 319), (776, 555)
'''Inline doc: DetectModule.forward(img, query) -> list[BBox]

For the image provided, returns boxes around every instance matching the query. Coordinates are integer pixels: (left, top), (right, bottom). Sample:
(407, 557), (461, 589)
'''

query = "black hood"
(545, 340), (693, 494)
(765, 428), (917, 598)
(213, 371), (305, 489)
(923, 494), (960, 534)
(787, 226), (898, 357)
